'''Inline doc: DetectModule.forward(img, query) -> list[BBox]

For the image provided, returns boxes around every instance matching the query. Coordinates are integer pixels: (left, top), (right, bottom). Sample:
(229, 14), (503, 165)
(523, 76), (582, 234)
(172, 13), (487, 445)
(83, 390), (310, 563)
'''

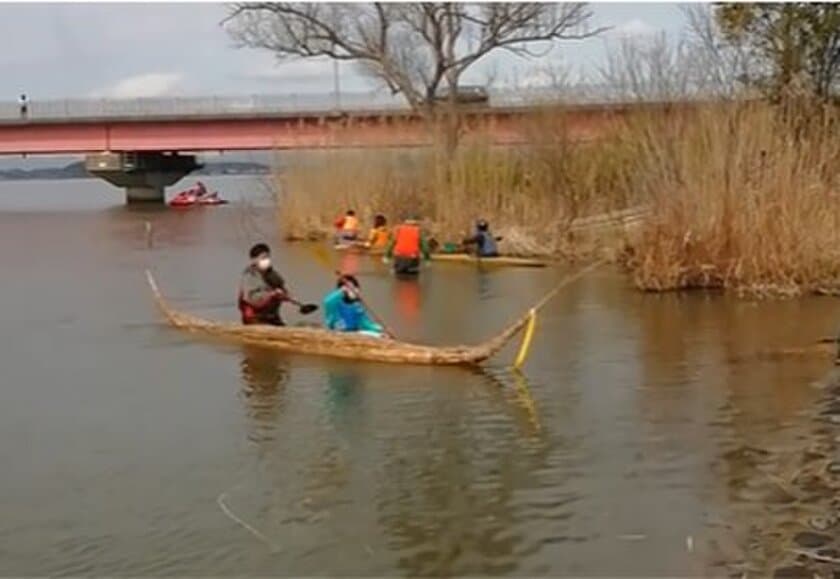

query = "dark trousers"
(394, 256), (420, 276)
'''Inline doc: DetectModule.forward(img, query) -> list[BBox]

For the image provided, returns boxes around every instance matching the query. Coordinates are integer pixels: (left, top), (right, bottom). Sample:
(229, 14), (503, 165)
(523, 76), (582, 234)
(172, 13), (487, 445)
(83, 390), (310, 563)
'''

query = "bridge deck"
(0, 90), (685, 155)
(0, 88), (630, 124)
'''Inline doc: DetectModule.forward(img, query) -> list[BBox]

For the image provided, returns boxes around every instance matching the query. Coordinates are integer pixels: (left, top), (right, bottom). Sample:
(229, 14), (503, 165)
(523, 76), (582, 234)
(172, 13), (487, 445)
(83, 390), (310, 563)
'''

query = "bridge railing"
(0, 92), (407, 121)
(0, 86), (638, 121)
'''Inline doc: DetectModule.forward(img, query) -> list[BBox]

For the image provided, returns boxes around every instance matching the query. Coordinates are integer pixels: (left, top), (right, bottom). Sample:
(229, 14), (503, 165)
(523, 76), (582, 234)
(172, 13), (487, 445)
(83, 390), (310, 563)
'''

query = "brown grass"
(275, 99), (840, 297)
(620, 100), (840, 297)
(276, 108), (642, 258)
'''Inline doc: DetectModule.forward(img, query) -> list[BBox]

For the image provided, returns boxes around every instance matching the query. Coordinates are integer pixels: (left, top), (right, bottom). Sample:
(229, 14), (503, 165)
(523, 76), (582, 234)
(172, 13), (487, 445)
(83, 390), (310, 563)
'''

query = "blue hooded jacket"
(323, 289), (383, 334)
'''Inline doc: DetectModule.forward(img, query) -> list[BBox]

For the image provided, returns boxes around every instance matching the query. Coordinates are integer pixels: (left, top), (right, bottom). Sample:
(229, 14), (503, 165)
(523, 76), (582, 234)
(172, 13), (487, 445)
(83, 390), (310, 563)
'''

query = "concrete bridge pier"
(85, 151), (201, 204)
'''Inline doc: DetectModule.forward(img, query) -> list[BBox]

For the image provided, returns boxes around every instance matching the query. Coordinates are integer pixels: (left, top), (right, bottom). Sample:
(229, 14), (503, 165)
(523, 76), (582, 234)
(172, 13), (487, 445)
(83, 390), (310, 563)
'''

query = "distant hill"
(0, 160), (270, 181)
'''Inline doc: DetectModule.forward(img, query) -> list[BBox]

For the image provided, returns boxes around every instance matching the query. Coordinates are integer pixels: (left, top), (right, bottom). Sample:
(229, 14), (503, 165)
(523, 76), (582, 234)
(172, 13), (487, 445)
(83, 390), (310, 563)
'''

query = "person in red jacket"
(385, 215), (431, 276)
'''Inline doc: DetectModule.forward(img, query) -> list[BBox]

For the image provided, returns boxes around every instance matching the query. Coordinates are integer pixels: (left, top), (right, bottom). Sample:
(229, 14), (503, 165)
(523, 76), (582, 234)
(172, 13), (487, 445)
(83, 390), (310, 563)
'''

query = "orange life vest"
(393, 223), (420, 258)
(368, 226), (389, 249)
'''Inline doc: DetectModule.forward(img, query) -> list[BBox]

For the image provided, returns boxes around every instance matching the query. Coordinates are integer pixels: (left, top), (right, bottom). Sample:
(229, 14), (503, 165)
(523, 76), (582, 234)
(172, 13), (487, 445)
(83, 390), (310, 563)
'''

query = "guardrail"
(0, 86), (632, 121)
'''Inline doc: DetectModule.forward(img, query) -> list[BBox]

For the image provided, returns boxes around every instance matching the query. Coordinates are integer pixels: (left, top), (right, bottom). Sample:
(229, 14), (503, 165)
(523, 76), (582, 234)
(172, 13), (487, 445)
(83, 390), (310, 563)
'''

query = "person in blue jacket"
(462, 219), (502, 257)
(323, 274), (383, 336)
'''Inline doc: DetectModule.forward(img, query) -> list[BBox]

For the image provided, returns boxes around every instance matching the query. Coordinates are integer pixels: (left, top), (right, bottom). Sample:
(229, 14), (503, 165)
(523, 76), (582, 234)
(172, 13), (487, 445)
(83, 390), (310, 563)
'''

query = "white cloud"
(92, 72), (184, 99)
(608, 18), (658, 39)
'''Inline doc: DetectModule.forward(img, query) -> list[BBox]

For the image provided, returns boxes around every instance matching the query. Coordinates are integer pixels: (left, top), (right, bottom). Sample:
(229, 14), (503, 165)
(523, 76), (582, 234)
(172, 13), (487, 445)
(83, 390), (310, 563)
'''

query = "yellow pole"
(513, 308), (537, 370)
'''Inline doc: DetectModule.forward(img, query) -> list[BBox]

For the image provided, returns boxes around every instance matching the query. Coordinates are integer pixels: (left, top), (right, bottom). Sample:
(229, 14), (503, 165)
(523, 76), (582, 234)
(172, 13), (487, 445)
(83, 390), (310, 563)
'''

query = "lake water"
(1, 176), (840, 576)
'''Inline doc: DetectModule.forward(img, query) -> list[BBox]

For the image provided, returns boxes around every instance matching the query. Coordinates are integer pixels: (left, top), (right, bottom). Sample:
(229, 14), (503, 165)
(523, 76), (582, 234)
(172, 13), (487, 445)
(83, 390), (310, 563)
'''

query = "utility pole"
(333, 58), (341, 110)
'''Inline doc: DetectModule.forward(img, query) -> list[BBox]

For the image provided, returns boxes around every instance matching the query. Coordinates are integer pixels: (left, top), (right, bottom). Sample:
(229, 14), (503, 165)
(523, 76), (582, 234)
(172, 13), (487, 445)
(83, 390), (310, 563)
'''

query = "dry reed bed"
(275, 101), (839, 297)
(620, 101), (840, 297)
(276, 107), (642, 258)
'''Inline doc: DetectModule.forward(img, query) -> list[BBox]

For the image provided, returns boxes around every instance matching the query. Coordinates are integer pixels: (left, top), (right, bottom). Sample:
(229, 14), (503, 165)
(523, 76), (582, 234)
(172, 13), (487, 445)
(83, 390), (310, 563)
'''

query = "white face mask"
(256, 257), (271, 271)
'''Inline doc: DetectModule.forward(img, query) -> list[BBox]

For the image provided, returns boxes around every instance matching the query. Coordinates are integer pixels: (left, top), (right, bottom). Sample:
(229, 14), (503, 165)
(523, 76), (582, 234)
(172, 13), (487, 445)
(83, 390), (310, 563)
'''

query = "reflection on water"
(393, 278), (422, 322)
(2, 177), (840, 575)
(325, 367), (364, 418)
(510, 370), (542, 434)
(239, 344), (289, 445)
(371, 369), (555, 577)
(338, 251), (361, 276)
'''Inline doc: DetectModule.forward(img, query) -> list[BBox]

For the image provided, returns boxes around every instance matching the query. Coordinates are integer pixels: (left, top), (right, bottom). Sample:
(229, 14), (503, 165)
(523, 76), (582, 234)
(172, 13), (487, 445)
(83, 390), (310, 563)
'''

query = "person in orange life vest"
(334, 209), (360, 243)
(365, 214), (390, 249)
(385, 215), (431, 276)
(238, 243), (289, 326)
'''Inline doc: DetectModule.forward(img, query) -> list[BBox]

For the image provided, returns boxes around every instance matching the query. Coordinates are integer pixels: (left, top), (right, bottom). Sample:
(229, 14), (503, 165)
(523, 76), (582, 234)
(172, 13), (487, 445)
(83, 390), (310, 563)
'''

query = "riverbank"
(619, 100), (840, 298)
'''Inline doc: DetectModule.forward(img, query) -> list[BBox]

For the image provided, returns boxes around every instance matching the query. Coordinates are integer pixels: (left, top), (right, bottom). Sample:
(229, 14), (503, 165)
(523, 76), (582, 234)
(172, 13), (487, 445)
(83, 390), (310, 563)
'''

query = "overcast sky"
(0, 2), (687, 101)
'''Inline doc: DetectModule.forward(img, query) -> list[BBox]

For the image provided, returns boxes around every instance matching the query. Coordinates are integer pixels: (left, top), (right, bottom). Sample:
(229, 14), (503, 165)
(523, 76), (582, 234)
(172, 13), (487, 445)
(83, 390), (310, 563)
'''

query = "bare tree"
(224, 3), (605, 149)
(600, 33), (695, 103)
(714, 3), (840, 101)
(682, 4), (757, 99)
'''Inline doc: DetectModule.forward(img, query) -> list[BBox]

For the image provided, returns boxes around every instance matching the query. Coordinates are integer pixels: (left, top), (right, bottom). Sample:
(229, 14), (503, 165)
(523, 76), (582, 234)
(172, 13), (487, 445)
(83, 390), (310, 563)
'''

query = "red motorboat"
(169, 182), (229, 208)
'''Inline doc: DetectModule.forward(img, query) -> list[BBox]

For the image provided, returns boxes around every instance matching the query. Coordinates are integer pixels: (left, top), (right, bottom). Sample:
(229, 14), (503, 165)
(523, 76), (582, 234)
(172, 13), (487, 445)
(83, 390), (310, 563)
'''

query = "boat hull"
(145, 271), (528, 365)
(334, 245), (547, 268)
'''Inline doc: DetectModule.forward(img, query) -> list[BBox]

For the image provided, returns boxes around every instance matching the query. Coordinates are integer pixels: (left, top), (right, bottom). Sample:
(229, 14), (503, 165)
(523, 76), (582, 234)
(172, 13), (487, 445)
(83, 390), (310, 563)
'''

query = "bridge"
(0, 90), (633, 203)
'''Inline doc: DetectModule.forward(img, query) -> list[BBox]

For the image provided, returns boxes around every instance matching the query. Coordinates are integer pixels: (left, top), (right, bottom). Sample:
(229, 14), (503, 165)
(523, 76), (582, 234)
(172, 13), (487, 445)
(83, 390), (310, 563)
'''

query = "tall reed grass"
(275, 99), (840, 296)
(620, 100), (840, 297)
(276, 108), (641, 257)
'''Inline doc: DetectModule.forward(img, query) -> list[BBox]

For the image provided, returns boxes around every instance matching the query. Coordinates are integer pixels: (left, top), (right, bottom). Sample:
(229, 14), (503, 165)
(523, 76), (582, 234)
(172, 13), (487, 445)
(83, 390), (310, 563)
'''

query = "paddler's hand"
(273, 288), (288, 300)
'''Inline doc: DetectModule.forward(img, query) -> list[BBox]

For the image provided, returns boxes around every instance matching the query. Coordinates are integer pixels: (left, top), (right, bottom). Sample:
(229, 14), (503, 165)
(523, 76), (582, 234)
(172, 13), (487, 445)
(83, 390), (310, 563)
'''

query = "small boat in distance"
(169, 181), (229, 208)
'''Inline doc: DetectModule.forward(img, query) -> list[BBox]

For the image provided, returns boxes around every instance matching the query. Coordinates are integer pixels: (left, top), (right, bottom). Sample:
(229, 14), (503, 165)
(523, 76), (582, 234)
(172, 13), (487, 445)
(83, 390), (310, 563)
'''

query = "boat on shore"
(333, 244), (548, 268)
(145, 263), (601, 365)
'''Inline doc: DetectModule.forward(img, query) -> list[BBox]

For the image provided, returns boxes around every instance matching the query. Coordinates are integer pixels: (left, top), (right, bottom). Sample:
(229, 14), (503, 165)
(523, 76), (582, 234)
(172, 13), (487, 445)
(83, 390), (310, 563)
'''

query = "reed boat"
(145, 262), (601, 366)
(430, 253), (547, 268)
(334, 244), (548, 268)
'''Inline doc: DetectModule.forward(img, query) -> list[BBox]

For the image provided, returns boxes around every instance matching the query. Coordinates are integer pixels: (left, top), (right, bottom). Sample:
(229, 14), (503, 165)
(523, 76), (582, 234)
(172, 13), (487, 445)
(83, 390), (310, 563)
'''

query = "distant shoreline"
(0, 160), (270, 181)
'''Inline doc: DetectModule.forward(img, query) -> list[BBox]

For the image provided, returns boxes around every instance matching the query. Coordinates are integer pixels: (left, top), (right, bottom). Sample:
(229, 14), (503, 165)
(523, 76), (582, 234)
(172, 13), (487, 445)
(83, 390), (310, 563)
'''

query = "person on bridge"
(18, 94), (28, 118)
(385, 214), (431, 276)
(364, 214), (390, 250)
(238, 243), (289, 326)
(462, 219), (501, 257)
(322, 274), (383, 336)
(334, 209), (360, 244)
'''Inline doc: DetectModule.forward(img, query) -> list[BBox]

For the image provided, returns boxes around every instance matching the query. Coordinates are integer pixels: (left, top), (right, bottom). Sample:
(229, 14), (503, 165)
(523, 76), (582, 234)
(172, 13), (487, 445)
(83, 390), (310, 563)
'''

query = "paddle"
(263, 269), (319, 315)
(287, 297), (319, 315)
(192, 299), (317, 314)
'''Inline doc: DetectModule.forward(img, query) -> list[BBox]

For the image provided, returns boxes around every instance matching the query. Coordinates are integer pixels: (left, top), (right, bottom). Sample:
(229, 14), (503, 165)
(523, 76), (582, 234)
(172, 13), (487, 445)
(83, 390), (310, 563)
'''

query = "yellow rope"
(513, 308), (537, 370)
